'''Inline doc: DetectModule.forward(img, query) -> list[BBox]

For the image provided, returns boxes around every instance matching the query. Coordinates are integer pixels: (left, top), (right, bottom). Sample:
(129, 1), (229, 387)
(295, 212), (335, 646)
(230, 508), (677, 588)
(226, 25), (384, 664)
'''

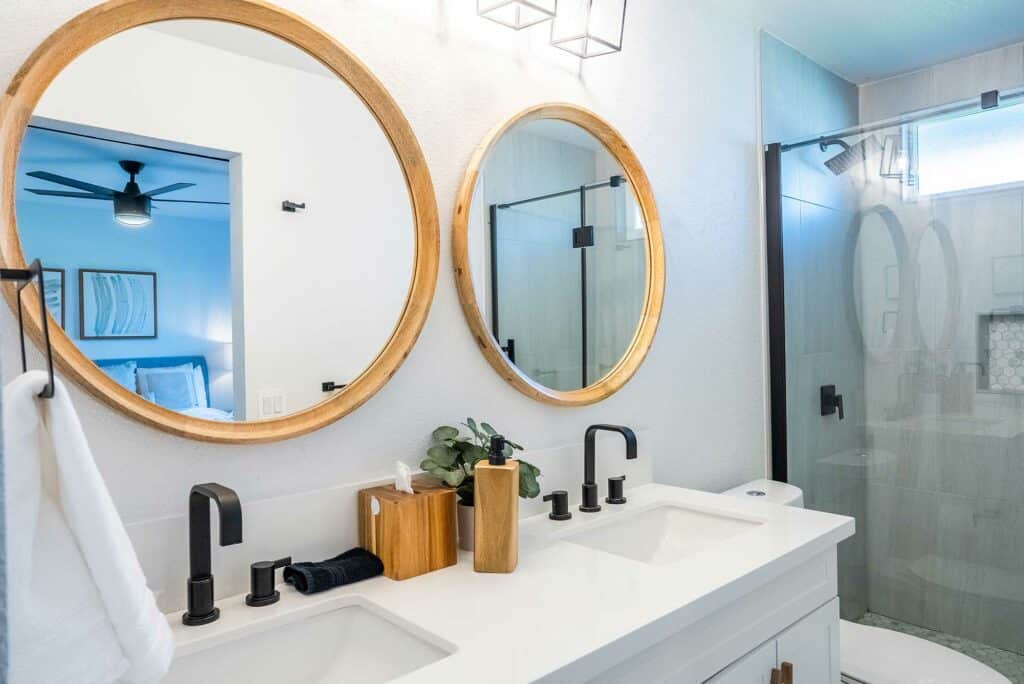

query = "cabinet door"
(776, 598), (840, 684)
(704, 640), (777, 684)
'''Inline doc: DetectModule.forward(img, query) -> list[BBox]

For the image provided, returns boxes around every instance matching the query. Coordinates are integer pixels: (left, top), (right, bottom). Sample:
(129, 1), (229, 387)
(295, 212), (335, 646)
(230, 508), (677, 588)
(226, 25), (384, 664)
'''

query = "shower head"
(820, 136), (882, 176)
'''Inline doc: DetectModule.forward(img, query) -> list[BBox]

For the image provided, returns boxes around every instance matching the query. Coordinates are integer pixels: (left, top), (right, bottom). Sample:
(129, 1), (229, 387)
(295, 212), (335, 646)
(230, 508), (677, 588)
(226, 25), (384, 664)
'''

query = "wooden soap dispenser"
(474, 434), (519, 573)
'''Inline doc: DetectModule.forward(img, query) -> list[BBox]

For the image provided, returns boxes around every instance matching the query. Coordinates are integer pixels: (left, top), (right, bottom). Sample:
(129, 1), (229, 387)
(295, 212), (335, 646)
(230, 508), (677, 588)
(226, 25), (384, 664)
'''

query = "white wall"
(860, 40), (1024, 123)
(0, 1), (769, 611)
(34, 24), (413, 419)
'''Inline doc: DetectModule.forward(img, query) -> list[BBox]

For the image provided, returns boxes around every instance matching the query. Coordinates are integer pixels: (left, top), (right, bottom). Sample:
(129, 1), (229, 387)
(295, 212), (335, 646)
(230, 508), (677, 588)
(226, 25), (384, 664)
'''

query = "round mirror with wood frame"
(0, 0), (439, 443)
(452, 104), (664, 405)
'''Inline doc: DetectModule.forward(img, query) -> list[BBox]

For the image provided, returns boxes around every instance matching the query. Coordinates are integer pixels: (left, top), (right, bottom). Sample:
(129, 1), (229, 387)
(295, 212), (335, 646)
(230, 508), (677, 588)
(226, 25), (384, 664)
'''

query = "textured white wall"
(0, 0), (769, 608)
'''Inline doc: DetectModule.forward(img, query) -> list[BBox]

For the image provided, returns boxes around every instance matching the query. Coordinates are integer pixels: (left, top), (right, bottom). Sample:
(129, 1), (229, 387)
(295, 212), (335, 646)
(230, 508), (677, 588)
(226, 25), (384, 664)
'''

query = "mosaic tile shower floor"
(857, 612), (1024, 683)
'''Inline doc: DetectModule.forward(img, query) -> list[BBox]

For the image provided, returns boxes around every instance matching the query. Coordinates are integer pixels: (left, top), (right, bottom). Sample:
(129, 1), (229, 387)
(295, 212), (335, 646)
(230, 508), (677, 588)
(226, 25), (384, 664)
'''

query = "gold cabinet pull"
(770, 668), (783, 684)
(780, 661), (794, 684)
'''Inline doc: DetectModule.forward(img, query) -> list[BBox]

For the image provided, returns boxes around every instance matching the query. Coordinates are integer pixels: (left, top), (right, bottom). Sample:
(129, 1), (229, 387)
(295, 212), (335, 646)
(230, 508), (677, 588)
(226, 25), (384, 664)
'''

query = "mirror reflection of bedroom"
(14, 19), (415, 423)
(18, 125), (235, 421)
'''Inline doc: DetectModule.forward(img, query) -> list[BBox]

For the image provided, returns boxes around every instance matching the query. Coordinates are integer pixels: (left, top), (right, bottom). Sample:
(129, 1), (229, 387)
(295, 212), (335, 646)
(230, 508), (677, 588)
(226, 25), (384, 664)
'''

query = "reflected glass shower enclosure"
(489, 175), (644, 391)
(765, 88), (1024, 656)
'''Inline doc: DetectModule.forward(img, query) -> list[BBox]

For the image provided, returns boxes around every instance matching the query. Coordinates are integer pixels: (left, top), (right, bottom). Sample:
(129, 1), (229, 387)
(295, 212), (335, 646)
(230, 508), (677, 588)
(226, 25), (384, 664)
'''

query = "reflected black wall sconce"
(282, 200), (306, 213)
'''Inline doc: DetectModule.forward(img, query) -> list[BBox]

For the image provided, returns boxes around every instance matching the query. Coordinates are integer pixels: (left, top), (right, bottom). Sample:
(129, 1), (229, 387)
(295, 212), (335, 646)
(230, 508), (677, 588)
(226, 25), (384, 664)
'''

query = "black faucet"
(580, 425), (637, 512)
(183, 483), (242, 626)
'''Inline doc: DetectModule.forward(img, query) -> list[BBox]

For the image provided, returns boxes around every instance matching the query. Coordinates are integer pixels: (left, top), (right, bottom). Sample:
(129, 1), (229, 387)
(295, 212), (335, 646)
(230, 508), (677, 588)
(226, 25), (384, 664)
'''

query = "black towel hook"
(1, 258), (55, 398)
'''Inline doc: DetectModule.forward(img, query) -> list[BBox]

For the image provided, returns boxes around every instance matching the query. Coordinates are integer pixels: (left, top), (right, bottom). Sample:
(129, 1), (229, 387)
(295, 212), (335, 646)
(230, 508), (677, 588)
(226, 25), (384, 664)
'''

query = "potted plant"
(421, 418), (541, 550)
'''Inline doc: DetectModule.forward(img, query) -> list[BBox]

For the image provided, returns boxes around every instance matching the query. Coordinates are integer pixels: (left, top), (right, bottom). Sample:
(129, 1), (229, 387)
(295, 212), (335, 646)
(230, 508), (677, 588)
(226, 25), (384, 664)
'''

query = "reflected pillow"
(101, 361), (137, 392)
(136, 364), (198, 410)
(192, 364), (208, 409)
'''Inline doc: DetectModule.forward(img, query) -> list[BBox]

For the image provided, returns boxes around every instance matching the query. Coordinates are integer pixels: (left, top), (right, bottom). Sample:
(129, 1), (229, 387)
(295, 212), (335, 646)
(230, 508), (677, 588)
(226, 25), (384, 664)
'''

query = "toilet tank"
(721, 478), (804, 508)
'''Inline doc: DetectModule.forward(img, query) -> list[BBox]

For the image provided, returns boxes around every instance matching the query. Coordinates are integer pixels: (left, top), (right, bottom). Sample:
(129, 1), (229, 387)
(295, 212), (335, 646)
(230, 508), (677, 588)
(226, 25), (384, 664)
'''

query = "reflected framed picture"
(78, 269), (157, 339)
(41, 267), (65, 329)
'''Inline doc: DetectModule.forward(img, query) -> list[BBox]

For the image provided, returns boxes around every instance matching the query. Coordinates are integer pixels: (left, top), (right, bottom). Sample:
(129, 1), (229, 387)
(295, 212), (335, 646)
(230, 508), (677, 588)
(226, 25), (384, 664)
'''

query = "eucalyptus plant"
(421, 418), (541, 506)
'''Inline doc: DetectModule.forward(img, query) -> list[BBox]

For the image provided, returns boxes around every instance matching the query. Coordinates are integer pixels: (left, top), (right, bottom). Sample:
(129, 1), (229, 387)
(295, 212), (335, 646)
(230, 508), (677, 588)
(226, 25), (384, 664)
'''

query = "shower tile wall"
(761, 33), (869, 619)
(860, 41), (1024, 122)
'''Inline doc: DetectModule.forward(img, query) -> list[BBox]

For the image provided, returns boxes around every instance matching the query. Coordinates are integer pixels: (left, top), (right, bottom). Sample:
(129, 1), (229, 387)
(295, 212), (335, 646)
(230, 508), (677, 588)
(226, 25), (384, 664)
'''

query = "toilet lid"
(840, 620), (1010, 684)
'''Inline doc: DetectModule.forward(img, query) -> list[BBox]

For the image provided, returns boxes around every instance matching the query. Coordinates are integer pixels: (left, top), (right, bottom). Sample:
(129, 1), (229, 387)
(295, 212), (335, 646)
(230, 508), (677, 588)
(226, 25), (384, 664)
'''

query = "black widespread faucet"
(581, 425), (637, 512)
(183, 483), (242, 626)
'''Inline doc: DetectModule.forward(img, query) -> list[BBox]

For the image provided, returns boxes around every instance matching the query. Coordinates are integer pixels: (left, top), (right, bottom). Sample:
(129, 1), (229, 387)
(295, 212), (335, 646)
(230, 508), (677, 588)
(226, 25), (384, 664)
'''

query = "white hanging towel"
(4, 371), (173, 684)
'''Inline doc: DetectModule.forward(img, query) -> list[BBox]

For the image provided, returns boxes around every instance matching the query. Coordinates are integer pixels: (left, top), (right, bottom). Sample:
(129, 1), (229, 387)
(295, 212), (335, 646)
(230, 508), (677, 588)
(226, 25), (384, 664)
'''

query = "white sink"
(564, 504), (763, 564)
(164, 600), (452, 684)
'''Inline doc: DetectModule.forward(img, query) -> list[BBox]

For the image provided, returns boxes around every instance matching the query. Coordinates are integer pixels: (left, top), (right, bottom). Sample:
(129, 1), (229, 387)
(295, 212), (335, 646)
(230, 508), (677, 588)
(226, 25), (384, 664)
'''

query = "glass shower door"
(772, 96), (1024, 676)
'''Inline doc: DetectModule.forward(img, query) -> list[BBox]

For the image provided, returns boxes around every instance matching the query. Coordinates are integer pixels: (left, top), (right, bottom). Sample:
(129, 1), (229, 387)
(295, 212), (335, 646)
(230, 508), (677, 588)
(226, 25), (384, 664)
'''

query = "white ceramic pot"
(457, 502), (474, 551)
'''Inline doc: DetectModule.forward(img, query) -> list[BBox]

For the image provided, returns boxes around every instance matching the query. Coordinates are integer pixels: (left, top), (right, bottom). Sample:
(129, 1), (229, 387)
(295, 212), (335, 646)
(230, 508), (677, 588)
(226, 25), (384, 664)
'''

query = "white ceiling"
(720, 0), (1024, 84)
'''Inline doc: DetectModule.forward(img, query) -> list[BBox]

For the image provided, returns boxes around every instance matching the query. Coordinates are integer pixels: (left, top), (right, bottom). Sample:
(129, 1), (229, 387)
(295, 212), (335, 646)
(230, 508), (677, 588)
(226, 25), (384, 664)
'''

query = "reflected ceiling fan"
(25, 159), (228, 228)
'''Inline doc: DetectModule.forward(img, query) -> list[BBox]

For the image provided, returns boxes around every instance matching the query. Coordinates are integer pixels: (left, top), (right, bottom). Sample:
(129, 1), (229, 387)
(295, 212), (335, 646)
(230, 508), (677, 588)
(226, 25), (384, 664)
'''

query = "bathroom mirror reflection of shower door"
(469, 116), (649, 395)
(768, 92), (1024, 666)
(489, 182), (646, 392)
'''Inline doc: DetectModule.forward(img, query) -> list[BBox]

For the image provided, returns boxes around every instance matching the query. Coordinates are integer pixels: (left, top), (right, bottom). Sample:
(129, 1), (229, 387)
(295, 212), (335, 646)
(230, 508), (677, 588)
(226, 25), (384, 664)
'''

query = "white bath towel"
(5, 371), (174, 684)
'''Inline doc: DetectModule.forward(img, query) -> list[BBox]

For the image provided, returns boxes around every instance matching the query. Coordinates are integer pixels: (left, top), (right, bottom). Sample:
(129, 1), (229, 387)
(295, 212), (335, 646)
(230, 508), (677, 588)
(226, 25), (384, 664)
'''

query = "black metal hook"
(1, 258), (55, 398)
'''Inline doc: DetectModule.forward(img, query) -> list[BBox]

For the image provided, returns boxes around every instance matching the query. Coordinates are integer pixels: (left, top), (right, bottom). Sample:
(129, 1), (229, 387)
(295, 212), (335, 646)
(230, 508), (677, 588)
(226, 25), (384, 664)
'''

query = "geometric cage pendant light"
(550, 0), (627, 58)
(477, 0), (557, 30)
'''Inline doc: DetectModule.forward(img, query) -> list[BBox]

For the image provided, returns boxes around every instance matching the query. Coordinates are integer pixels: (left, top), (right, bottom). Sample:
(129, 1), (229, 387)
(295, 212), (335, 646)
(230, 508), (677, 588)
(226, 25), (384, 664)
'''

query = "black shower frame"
(489, 175), (625, 389)
(763, 89), (1024, 483)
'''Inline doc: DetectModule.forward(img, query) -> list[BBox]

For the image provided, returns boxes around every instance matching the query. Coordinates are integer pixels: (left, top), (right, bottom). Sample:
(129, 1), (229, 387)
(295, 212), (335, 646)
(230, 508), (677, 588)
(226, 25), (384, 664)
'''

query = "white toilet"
(722, 479), (1011, 684)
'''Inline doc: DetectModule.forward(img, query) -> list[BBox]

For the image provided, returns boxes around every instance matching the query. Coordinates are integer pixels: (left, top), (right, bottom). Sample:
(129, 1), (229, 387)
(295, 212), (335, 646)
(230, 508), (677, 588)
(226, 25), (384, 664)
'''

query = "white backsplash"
(130, 429), (652, 613)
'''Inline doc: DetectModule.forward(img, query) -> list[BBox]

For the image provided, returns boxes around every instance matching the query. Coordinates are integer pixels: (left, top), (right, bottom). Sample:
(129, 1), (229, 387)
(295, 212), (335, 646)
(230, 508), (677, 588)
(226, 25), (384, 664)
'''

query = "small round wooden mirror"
(0, 0), (439, 443)
(452, 104), (664, 405)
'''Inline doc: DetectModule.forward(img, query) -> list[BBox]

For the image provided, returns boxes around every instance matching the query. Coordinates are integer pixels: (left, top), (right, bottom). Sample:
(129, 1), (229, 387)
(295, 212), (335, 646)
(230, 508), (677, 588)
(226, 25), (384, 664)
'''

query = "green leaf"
(442, 469), (466, 487)
(480, 422), (497, 436)
(427, 445), (457, 468)
(419, 458), (437, 471)
(518, 466), (541, 499)
(459, 444), (487, 464)
(432, 426), (460, 442)
(427, 465), (450, 480)
(505, 439), (524, 451)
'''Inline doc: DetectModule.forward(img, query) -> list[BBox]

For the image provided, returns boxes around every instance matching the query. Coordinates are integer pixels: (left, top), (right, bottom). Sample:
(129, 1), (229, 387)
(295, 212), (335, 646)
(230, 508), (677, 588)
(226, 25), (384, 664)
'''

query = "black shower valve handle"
(820, 384), (844, 421)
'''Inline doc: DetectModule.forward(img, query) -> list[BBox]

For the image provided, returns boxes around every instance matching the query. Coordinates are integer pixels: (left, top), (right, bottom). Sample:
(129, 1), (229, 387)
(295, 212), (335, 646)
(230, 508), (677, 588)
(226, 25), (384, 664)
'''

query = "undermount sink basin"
(164, 601), (452, 684)
(564, 504), (763, 565)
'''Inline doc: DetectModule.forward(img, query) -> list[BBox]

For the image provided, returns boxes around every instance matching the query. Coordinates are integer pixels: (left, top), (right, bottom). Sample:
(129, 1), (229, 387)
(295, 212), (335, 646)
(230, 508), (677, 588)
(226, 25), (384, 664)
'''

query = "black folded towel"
(283, 547), (384, 595)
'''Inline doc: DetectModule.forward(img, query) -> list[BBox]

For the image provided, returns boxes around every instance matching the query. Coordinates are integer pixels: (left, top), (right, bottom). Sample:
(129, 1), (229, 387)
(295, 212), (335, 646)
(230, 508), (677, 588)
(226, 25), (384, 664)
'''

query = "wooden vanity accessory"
(358, 476), (456, 580)
(473, 436), (519, 573)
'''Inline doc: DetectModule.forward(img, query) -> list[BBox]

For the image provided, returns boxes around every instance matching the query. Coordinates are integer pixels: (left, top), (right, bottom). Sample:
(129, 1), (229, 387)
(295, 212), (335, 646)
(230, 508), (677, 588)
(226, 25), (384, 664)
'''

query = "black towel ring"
(1, 258), (55, 398)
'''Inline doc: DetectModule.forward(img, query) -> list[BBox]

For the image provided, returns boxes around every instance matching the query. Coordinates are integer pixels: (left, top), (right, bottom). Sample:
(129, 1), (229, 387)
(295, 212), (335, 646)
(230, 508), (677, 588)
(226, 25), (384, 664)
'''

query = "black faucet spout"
(581, 425), (637, 512)
(183, 482), (242, 626)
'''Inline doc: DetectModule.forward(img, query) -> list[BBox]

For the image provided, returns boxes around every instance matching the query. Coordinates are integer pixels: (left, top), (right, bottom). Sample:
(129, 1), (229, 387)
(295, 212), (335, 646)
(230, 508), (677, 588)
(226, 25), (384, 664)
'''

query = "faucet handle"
(543, 490), (572, 521)
(246, 556), (292, 607)
(606, 475), (627, 505)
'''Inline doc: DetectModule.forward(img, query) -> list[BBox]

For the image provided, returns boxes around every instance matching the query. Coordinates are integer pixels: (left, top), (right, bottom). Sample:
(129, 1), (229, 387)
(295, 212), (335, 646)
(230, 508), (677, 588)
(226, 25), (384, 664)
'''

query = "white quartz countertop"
(167, 484), (854, 683)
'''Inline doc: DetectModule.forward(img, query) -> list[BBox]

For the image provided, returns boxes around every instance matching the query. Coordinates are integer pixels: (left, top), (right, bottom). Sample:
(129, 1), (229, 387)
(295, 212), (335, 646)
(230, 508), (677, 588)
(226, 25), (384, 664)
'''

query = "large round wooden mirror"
(452, 104), (664, 405)
(0, 0), (439, 443)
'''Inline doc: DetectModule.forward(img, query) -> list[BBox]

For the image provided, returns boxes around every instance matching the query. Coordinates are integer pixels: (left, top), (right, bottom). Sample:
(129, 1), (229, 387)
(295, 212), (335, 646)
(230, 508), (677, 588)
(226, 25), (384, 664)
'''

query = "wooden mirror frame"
(452, 104), (664, 405)
(0, 0), (439, 443)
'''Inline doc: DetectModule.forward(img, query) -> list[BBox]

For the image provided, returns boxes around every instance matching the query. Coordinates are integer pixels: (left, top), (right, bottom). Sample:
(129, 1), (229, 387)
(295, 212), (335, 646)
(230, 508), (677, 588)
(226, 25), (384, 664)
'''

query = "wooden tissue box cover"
(358, 477), (457, 580)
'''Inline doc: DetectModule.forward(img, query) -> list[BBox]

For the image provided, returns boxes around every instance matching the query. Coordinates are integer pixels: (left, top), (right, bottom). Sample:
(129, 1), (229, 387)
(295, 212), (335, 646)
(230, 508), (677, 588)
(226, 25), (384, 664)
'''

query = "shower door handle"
(821, 384), (844, 420)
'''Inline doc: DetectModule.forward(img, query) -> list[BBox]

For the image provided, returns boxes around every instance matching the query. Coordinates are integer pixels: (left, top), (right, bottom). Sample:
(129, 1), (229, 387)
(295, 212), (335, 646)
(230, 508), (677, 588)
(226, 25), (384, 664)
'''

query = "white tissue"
(395, 461), (414, 494)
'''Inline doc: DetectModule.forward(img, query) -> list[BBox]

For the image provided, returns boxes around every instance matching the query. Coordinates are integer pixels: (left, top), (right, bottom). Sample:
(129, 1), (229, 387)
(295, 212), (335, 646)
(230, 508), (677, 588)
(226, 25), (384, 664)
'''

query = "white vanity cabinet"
(705, 599), (840, 683)
(579, 549), (843, 684)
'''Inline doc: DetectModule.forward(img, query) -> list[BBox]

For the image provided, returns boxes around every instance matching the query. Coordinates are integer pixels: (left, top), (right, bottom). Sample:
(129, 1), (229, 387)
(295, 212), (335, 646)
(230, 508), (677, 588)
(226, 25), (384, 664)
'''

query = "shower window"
(917, 99), (1024, 196)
